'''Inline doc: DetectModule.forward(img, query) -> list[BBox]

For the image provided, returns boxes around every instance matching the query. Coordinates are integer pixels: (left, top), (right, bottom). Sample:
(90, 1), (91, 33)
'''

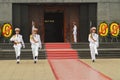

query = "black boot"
(34, 61), (37, 64)
(34, 56), (38, 64)
(17, 61), (20, 64)
(92, 60), (95, 62)
(16, 56), (20, 64)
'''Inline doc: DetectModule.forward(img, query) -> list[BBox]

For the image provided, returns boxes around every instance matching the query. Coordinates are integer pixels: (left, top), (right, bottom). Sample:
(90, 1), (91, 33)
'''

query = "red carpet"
(45, 43), (112, 80)
(45, 43), (78, 59)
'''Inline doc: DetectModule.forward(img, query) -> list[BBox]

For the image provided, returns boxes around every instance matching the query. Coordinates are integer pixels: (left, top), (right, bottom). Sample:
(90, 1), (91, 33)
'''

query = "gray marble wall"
(98, 2), (120, 25)
(0, 2), (12, 24)
(0, 0), (120, 25)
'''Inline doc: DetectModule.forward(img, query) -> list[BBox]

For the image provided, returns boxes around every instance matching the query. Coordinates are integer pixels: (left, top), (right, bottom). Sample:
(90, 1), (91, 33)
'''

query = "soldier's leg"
(94, 45), (98, 55)
(32, 46), (36, 61)
(34, 47), (39, 61)
(14, 47), (21, 64)
(75, 34), (77, 43)
(90, 46), (96, 62)
(18, 47), (21, 57)
(14, 47), (18, 59)
(73, 34), (77, 43)
(17, 47), (21, 63)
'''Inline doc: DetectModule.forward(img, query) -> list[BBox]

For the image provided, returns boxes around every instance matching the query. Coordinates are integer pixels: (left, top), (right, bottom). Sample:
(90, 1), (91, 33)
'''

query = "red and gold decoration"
(99, 22), (109, 37)
(0, 26), (1, 36)
(110, 22), (119, 37)
(2, 23), (13, 38)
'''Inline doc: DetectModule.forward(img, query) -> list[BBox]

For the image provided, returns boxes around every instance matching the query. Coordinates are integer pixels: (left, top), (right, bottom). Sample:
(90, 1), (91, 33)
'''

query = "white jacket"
(73, 25), (77, 35)
(10, 34), (25, 48)
(88, 33), (99, 47)
(30, 34), (42, 49)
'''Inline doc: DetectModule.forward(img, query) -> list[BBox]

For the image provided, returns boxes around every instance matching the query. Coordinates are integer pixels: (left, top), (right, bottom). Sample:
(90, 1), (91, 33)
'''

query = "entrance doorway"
(12, 3), (97, 43)
(44, 12), (64, 42)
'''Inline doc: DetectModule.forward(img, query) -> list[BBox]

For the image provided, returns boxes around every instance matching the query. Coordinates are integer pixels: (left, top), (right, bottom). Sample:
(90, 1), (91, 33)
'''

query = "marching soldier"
(88, 27), (99, 62)
(10, 28), (25, 64)
(72, 22), (77, 43)
(30, 28), (42, 64)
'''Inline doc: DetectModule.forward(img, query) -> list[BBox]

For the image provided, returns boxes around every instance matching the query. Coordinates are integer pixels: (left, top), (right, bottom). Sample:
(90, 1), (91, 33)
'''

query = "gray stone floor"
(0, 59), (120, 80)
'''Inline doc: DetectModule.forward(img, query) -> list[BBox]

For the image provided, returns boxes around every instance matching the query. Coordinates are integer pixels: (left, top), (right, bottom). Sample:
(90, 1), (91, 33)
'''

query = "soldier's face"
(16, 31), (19, 34)
(92, 29), (96, 33)
(33, 31), (37, 34)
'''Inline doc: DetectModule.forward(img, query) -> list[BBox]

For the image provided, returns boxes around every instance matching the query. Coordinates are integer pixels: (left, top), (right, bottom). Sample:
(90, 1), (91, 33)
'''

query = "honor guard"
(73, 22), (77, 43)
(30, 28), (42, 64)
(88, 27), (99, 62)
(10, 28), (25, 64)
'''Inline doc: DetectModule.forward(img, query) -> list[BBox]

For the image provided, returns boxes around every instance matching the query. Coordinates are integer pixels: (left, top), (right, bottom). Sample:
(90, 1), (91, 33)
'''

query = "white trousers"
(90, 45), (98, 60)
(73, 34), (77, 43)
(14, 47), (21, 61)
(32, 45), (39, 61)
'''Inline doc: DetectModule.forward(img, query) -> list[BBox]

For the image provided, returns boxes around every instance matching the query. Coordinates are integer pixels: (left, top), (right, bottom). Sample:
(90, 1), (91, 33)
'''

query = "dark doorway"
(79, 3), (97, 42)
(44, 12), (64, 42)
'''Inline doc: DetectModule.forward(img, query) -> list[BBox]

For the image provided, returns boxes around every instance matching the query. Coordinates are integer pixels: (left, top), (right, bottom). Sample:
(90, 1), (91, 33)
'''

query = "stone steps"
(0, 43), (120, 59)
(72, 43), (120, 59)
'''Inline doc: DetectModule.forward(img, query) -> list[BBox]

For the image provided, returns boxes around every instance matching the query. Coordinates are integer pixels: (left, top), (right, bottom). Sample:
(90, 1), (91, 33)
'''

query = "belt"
(14, 42), (21, 45)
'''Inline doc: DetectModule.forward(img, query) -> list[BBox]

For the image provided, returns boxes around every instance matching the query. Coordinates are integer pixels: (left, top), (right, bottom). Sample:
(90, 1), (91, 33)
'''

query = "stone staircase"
(72, 42), (120, 59)
(0, 42), (120, 60)
(0, 43), (46, 60)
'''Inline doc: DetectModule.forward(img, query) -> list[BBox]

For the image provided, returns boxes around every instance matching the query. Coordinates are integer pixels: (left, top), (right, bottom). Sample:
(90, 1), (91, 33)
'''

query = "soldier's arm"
(38, 35), (42, 49)
(88, 34), (95, 42)
(10, 35), (15, 41)
(21, 35), (25, 48)
(96, 34), (99, 47)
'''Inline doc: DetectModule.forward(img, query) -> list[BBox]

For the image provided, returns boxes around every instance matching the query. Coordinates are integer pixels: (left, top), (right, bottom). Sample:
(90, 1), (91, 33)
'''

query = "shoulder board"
(30, 34), (33, 38)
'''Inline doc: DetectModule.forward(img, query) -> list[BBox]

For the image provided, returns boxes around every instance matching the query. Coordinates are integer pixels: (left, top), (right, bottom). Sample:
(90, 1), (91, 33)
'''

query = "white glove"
(39, 45), (42, 49)
(23, 45), (25, 48)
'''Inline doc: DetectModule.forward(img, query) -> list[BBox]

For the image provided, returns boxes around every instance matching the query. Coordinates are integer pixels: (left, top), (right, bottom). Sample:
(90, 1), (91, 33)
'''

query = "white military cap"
(91, 27), (96, 30)
(15, 28), (20, 31)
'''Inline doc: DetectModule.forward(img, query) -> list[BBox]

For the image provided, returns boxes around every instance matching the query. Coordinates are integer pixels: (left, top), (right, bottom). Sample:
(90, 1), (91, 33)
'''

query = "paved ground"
(0, 59), (120, 80)
(0, 60), (55, 80)
(81, 59), (120, 80)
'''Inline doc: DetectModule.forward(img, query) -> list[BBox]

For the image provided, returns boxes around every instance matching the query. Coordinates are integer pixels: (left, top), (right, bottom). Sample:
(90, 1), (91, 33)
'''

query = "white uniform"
(10, 34), (25, 62)
(73, 25), (77, 43)
(88, 33), (99, 61)
(30, 34), (42, 62)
